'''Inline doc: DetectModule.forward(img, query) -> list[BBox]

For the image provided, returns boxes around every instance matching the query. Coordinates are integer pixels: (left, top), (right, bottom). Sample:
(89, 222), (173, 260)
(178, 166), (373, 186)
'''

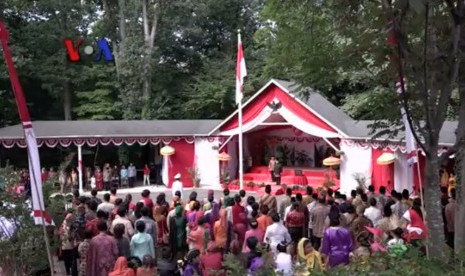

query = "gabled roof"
(273, 79), (365, 137)
(209, 79), (353, 137)
(0, 120), (222, 139)
(349, 120), (457, 146)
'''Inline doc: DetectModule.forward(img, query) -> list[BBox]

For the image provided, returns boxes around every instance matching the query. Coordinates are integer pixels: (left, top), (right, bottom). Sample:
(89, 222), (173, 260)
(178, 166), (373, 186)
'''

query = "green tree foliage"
(74, 65), (121, 120)
(0, 166), (63, 275)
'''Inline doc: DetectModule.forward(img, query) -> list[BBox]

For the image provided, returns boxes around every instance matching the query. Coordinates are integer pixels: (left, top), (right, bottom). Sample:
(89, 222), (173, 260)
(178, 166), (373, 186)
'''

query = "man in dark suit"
(273, 160), (283, 186)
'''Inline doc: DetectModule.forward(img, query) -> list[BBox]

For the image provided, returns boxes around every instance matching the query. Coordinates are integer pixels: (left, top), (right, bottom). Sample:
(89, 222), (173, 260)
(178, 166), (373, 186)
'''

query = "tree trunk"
(454, 11), (465, 254)
(63, 81), (72, 120)
(455, 139), (465, 255)
(141, 0), (159, 119)
(423, 145), (446, 259)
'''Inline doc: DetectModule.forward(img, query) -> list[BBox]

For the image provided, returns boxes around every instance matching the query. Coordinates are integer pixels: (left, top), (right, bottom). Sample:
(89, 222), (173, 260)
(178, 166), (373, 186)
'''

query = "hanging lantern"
(376, 152), (395, 165)
(217, 152), (232, 161)
(160, 145), (175, 156)
(323, 156), (340, 166)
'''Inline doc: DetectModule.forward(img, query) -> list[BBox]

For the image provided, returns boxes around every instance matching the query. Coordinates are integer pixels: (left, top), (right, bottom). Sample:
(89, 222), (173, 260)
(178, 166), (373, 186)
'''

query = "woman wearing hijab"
(183, 249), (201, 276)
(169, 205), (188, 260)
(214, 209), (231, 250)
(109, 257), (135, 276)
(153, 193), (169, 245)
(321, 205), (354, 267)
(208, 202), (220, 240)
(297, 238), (324, 275)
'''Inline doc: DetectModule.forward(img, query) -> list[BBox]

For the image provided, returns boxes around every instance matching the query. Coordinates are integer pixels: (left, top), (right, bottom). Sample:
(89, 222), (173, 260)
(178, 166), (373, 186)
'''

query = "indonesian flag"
(236, 32), (247, 104)
(0, 22), (53, 226)
(396, 80), (418, 165)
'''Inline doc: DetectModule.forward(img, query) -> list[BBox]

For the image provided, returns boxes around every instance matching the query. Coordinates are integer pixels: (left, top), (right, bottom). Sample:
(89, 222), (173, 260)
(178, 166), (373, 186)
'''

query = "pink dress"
(242, 228), (264, 252)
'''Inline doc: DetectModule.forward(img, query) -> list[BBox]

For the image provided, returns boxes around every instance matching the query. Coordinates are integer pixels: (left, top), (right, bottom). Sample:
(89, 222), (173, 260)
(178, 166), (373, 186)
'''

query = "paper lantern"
(217, 152), (232, 161)
(323, 156), (340, 166)
(160, 145), (175, 156)
(376, 152), (395, 165)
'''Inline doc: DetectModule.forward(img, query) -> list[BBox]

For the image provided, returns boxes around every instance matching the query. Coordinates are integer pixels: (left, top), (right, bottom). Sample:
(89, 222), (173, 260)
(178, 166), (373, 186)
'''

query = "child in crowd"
(275, 242), (293, 276)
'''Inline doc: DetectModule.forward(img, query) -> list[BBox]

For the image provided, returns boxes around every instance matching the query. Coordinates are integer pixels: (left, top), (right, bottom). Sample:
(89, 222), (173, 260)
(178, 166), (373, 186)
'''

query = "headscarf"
(209, 202), (220, 225)
(297, 238), (324, 273)
(203, 202), (212, 212)
(175, 205), (183, 218)
(108, 257), (135, 276)
(219, 209), (227, 228)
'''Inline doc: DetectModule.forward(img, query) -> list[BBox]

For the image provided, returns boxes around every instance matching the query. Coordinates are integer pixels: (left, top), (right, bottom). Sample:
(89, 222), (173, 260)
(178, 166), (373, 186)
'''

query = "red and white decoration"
(219, 84), (340, 138)
(0, 22), (53, 226)
(0, 136), (197, 148)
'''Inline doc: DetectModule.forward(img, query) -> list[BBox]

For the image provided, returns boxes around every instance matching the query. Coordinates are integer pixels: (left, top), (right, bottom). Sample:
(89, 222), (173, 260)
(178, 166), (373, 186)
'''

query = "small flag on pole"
(236, 32), (247, 104)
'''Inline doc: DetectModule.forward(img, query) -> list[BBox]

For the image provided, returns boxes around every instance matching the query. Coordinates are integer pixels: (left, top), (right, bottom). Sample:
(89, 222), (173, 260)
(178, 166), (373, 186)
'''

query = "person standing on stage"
(268, 156), (276, 182)
(273, 159), (283, 186)
(143, 164), (151, 186)
(128, 163), (137, 188)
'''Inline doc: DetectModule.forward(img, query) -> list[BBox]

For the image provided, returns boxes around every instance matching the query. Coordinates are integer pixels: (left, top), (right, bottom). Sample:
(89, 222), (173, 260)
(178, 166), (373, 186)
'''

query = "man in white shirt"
(307, 193), (318, 239)
(264, 212), (291, 253)
(171, 173), (183, 199)
(364, 197), (382, 226)
(128, 163), (137, 187)
(97, 193), (114, 214)
(111, 206), (135, 238)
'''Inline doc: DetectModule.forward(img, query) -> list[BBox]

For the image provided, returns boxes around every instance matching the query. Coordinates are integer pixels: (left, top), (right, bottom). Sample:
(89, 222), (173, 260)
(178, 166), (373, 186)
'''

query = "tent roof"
(0, 120), (222, 139)
(209, 79), (354, 137)
(273, 79), (365, 137)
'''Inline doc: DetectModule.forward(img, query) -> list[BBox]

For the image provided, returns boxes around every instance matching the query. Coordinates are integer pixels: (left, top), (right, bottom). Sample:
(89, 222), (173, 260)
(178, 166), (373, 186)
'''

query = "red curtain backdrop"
(168, 140), (194, 188)
(413, 153), (425, 193)
(371, 148), (395, 192)
(220, 85), (336, 133)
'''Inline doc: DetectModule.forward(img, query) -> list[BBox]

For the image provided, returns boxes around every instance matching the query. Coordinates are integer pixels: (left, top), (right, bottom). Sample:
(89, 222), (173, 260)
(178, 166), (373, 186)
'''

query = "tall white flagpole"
(237, 29), (244, 190)
(238, 97), (244, 190)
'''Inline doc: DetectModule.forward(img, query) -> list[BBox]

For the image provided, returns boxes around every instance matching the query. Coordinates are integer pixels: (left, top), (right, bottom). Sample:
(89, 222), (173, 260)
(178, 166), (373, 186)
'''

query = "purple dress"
(321, 227), (353, 267)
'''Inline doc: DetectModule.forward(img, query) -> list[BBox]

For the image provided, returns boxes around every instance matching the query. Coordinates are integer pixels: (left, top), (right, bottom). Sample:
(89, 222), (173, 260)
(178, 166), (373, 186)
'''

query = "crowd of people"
(54, 179), (448, 276)
(38, 163), (153, 193)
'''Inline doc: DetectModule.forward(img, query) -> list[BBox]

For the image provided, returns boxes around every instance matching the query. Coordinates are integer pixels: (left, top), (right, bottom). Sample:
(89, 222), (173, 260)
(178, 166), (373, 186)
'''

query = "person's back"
(311, 199), (329, 239)
(201, 242), (224, 276)
(275, 243), (293, 276)
(130, 221), (155, 261)
(114, 223), (131, 258)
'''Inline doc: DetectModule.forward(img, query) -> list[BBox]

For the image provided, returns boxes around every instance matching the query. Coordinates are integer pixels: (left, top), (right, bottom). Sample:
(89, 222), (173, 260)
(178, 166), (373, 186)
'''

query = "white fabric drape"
(161, 155), (169, 186)
(278, 105), (339, 138)
(194, 138), (221, 188)
(340, 141), (372, 195)
(394, 151), (414, 193)
(219, 106), (273, 136)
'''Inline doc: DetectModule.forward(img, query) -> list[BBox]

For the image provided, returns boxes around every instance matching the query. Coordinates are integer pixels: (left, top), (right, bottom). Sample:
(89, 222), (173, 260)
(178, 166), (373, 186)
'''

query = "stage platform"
(243, 166), (340, 188)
